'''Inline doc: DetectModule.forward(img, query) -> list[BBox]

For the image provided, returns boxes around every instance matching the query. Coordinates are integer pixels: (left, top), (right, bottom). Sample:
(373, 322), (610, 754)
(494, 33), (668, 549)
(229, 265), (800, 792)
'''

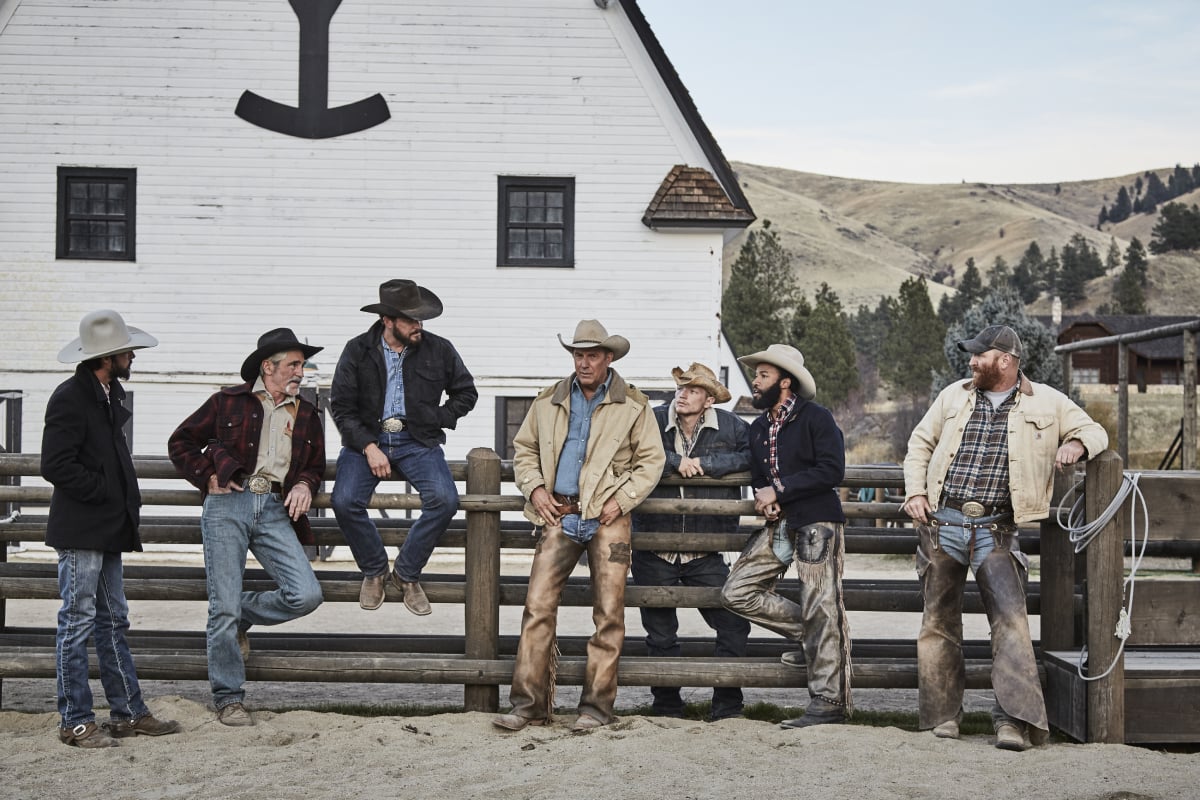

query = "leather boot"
(507, 524), (585, 724)
(976, 550), (1049, 734)
(917, 524), (969, 731)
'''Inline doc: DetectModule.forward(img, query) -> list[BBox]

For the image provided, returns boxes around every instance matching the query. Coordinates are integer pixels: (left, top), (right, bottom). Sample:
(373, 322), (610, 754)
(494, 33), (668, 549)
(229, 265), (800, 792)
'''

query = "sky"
(637, 0), (1200, 185)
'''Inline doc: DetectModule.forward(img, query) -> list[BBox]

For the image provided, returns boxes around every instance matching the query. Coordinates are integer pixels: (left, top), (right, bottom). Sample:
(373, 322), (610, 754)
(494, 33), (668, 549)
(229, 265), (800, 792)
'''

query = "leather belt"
(941, 496), (1011, 518)
(552, 492), (581, 516)
(381, 417), (406, 433)
(246, 475), (283, 495)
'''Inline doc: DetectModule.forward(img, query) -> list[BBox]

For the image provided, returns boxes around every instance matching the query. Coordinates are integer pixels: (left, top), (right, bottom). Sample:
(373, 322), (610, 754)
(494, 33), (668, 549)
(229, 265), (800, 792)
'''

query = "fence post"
(1083, 451), (1125, 743)
(463, 447), (501, 712)
(1040, 470), (1077, 651)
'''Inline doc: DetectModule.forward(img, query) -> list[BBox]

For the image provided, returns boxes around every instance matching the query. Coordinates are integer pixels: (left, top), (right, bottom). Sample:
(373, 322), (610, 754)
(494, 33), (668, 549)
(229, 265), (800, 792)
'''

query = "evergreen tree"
(1105, 238), (1122, 273)
(1150, 203), (1200, 254)
(721, 220), (798, 362)
(1112, 263), (1147, 314)
(1042, 247), (1061, 298)
(1109, 186), (1132, 223)
(932, 287), (1063, 395)
(794, 283), (859, 408)
(986, 255), (1011, 288)
(1011, 241), (1044, 304)
(938, 257), (984, 325)
(1124, 237), (1149, 285)
(881, 277), (947, 404)
(1145, 172), (1168, 210)
(787, 293), (814, 347)
(1098, 205), (1109, 227)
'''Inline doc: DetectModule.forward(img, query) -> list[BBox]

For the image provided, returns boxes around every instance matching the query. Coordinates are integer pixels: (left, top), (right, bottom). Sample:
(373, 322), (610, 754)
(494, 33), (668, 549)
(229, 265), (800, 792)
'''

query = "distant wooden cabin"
(1056, 315), (1200, 389)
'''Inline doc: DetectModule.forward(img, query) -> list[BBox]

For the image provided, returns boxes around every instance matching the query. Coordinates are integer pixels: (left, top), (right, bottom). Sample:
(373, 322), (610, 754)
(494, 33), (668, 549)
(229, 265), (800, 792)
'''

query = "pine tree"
(1042, 247), (1061, 298)
(794, 284), (859, 408)
(1011, 241), (1044, 304)
(1105, 238), (1122, 273)
(1109, 186), (1133, 223)
(1150, 203), (1200, 254)
(1124, 237), (1149, 286)
(933, 288), (1063, 394)
(721, 220), (798, 362)
(986, 255), (1011, 288)
(881, 277), (946, 404)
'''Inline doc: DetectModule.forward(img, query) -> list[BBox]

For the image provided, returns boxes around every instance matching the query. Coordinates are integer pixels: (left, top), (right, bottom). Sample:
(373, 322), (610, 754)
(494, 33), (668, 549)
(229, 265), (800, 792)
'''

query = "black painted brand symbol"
(236, 0), (390, 138)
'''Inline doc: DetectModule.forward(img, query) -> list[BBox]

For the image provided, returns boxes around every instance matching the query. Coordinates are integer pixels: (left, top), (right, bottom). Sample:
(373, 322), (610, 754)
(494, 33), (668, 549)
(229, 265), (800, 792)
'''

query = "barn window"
(497, 176), (574, 268)
(57, 167), (136, 261)
(495, 396), (535, 460)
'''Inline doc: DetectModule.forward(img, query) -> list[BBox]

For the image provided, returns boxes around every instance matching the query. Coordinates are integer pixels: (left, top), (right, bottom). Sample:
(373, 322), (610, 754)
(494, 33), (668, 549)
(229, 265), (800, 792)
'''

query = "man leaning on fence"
(42, 310), (181, 747)
(330, 279), (477, 616)
(168, 328), (326, 727)
(493, 320), (665, 732)
(721, 344), (853, 728)
(901, 324), (1108, 751)
(631, 362), (751, 721)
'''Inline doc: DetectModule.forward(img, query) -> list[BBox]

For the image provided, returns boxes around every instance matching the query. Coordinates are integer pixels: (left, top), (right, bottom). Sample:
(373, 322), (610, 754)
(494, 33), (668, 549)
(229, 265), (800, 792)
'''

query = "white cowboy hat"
(57, 309), (158, 364)
(737, 343), (817, 400)
(558, 319), (630, 360)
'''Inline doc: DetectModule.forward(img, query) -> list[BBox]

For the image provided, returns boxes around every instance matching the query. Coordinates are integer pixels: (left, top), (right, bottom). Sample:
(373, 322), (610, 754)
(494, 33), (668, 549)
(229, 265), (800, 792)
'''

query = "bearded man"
(901, 325), (1108, 750)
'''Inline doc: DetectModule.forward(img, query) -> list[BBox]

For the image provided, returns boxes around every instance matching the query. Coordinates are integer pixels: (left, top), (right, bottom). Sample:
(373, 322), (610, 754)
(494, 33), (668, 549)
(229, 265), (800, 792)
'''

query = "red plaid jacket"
(168, 382), (325, 546)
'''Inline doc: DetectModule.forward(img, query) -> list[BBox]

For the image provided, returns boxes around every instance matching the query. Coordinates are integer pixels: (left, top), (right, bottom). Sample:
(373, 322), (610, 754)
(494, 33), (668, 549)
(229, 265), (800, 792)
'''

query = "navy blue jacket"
(633, 404), (750, 536)
(748, 397), (846, 528)
(330, 322), (477, 450)
(41, 364), (141, 552)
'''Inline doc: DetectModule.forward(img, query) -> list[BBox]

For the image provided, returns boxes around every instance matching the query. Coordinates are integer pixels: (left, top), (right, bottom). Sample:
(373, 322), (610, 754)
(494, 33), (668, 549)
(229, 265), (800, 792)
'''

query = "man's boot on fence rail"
(916, 525), (969, 734)
(975, 550), (1048, 747)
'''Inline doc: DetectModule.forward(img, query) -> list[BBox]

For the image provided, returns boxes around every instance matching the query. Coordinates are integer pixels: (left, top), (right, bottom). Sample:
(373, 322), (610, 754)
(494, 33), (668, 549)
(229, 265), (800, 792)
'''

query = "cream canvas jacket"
(513, 370), (665, 525)
(904, 375), (1109, 525)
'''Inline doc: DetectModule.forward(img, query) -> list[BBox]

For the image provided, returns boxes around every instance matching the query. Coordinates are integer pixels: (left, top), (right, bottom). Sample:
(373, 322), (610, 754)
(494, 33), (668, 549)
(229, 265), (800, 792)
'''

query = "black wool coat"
(41, 364), (142, 552)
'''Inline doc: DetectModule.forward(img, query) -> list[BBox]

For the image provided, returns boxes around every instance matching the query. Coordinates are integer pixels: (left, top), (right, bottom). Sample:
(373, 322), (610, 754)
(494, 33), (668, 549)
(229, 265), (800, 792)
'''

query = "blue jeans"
(331, 430), (459, 582)
(931, 507), (1000, 572)
(202, 489), (323, 709)
(631, 550), (750, 719)
(55, 548), (150, 728)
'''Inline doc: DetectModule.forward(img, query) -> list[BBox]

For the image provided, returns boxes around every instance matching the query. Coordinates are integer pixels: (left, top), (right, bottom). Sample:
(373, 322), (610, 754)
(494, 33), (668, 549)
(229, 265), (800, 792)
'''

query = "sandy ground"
(3, 547), (1196, 800)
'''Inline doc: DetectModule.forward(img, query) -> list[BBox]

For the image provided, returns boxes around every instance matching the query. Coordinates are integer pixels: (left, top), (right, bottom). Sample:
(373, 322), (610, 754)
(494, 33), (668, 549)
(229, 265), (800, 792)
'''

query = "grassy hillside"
(725, 162), (1200, 315)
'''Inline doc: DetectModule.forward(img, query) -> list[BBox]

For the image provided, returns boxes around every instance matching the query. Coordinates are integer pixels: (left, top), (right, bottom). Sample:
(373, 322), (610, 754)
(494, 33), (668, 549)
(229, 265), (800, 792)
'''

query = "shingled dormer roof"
(642, 165), (756, 230)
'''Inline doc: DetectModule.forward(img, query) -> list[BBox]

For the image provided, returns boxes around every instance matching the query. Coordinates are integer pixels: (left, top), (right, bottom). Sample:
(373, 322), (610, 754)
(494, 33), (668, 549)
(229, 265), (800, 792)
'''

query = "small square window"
(498, 176), (573, 268)
(57, 167), (136, 261)
(495, 396), (536, 460)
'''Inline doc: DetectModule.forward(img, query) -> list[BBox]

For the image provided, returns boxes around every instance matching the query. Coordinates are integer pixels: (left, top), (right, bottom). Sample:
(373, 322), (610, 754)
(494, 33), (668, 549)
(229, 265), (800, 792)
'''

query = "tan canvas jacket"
(903, 375), (1109, 524)
(513, 370), (665, 525)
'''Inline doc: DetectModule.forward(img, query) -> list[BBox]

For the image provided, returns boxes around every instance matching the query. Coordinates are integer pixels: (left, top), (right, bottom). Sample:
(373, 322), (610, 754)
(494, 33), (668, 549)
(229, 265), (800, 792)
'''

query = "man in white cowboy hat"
(169, 328), (326, 726)
(42, 309), (180, 747)
(720, 343), (853, 728)
(631, 362), (752, 721)
(901, 325), (1107, 750)
(493, 320), (664, 732)
(330, 279), (477, 615)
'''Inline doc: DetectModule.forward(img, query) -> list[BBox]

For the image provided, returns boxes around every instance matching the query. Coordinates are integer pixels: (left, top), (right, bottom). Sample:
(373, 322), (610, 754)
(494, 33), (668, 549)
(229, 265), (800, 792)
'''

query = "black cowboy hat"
(360, 279), (443, 321)
(240, 328), (323, 383)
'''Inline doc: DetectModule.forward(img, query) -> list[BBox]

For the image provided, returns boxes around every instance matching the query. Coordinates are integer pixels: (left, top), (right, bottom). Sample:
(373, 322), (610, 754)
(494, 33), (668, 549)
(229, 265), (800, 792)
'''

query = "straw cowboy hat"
(57, 309), (159, 364)
(558, 319), (630, 360)
(737, 343), (817, 400)
(240, 328), (324, 383)
(672, 362), (731, 404)
(360, 279), (443, 321)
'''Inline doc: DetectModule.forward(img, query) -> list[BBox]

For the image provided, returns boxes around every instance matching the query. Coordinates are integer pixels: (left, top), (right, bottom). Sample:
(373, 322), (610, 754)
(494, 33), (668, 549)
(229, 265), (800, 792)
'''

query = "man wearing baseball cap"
(902, 324), (1108, 750)
(43, 310), (180, 746)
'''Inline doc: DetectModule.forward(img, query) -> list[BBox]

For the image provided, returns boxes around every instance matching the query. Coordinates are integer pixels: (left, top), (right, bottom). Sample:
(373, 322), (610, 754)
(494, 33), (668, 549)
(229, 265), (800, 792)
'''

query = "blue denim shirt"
(553, 370), (612, 497)
(382, 337), (408, 420)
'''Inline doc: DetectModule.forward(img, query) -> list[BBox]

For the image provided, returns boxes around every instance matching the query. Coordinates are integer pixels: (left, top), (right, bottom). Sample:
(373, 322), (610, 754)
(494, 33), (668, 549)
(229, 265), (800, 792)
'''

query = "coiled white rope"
(1054, 471), (1148, 681)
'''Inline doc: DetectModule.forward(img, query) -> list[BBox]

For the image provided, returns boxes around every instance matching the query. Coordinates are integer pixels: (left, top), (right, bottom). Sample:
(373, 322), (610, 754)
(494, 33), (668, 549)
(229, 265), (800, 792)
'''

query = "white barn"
(0, 0), (754, 465)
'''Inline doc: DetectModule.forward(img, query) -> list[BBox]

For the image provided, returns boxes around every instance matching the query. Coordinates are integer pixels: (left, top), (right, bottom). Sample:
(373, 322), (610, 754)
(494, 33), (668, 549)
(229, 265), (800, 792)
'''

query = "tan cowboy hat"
(360, 279), (443, 321)
(672, 362), (731, 403)
(558, 319), (630, 360)
(240, 328), (324, 383)
(57, 309), (158, 364)
(737, 343), (817, 400)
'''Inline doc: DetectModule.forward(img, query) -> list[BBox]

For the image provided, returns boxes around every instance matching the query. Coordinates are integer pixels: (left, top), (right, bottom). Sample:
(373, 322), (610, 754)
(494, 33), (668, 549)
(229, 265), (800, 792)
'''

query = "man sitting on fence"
(631, 362), (751, 721)
(901, 324), (1108, 750)
(168, 328), (326, 727)
(721, 344), (853, 728)
(330, 279), (478, 616)
(493, 320), (664, 732)
(43, 310), (181, 747)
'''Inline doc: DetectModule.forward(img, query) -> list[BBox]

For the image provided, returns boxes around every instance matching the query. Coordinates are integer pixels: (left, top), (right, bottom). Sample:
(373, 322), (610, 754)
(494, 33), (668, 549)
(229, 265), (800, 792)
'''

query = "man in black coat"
(330, 280), (477, 616)
(42, 310), (180, 747)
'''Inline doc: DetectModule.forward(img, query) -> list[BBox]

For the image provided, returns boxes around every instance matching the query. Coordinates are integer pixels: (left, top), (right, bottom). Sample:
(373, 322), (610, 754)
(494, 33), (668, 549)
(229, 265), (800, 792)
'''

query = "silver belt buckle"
(246, 474), (271, 494)
(381, 417), (405, 433)
(961, 500), (985, 518)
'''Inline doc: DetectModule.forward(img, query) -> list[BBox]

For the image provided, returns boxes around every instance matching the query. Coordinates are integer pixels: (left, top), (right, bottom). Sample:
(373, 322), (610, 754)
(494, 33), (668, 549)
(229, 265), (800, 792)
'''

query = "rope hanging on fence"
(1055, 471), (1149, 681)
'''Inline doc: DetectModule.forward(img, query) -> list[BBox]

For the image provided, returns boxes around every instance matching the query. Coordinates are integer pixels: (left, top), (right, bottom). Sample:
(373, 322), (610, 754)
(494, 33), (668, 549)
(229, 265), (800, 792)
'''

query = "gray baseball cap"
(957, 325), (1023, 359)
